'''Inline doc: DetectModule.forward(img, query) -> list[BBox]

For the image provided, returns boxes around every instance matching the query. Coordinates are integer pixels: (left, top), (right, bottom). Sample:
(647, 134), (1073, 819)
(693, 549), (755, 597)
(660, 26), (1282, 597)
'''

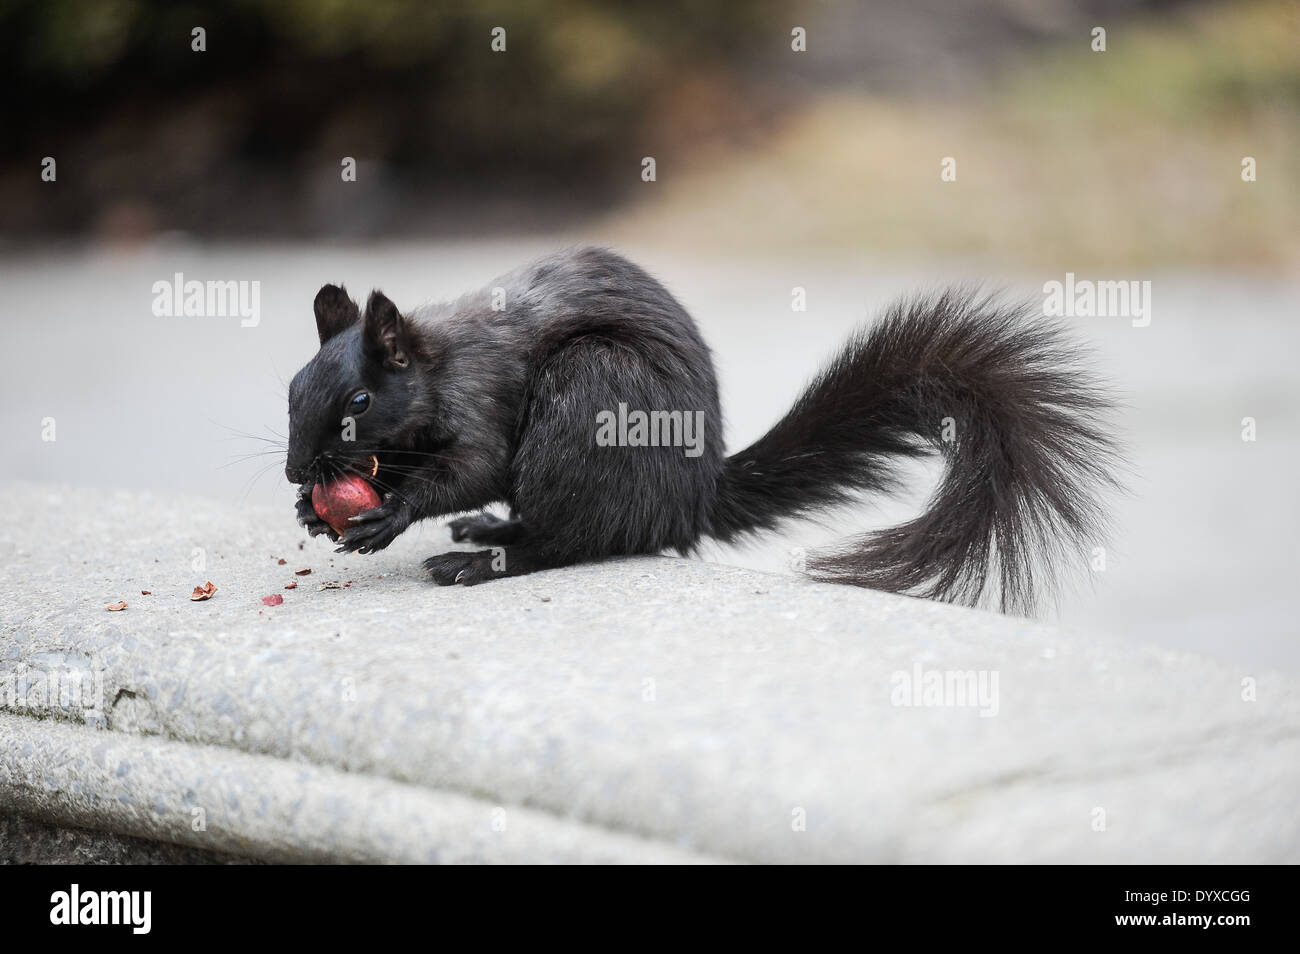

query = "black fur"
(286, 247), (1119, 613)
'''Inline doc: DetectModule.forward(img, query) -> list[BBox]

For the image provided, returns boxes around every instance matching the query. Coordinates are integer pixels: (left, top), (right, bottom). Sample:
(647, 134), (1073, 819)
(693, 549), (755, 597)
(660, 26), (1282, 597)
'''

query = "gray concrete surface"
(0, 712), (713, 864)
(1, 482), (1297, 863)
(0, 813), (258, 865)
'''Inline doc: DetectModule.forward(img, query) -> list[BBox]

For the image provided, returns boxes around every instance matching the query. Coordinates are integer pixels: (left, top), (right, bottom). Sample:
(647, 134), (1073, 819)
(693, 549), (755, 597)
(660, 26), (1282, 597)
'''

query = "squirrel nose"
(285, 463), (308, 484)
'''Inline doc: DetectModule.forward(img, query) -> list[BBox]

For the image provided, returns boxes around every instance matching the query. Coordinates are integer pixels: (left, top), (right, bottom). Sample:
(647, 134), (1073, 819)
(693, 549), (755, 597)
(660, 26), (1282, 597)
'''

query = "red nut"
(312, 474), (381, 536)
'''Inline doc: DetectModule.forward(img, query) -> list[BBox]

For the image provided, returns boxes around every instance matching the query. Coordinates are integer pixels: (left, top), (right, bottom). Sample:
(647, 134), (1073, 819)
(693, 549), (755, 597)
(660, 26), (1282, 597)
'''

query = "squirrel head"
(285, 285), (429, 485)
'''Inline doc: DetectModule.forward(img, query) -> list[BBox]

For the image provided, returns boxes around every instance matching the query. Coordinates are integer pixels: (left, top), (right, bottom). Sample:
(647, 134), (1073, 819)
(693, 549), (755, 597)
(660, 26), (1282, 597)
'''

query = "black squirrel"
(286, 246), (1118, 613)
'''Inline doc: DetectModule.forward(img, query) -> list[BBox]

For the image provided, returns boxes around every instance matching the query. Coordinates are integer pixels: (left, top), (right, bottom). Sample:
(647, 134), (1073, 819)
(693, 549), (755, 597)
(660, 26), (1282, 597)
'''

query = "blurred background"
(2, 0), (1296, 667)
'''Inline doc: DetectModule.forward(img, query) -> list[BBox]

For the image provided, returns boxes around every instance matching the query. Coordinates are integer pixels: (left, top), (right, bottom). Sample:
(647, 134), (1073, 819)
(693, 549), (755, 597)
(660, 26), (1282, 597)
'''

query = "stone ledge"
(1, 482), (1296, 863)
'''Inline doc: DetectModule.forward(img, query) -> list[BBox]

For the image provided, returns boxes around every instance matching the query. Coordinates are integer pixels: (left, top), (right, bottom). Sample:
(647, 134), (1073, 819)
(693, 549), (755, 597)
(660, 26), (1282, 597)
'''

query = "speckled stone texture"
(1, 482), (1296, 863)
(0, 814), (258, 864)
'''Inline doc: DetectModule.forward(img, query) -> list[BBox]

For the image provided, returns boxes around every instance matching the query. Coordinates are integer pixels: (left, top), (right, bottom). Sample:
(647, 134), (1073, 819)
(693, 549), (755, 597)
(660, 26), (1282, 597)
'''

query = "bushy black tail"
(709, 289), (1121, 614)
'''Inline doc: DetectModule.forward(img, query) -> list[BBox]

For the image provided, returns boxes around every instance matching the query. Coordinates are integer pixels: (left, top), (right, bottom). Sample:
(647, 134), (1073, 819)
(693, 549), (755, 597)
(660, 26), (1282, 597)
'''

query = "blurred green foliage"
(1, 0), (784, 235)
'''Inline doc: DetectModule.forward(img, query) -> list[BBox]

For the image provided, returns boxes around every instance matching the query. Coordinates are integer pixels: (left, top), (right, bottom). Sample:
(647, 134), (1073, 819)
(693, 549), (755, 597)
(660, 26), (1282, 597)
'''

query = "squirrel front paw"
(295, 485), (340, 542)
(335, 497), (411, 555)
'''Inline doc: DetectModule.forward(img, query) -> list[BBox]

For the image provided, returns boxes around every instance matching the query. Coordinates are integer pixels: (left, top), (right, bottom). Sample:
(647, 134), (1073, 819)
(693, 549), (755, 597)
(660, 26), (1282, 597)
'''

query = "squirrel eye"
(348, 390), (371, 416)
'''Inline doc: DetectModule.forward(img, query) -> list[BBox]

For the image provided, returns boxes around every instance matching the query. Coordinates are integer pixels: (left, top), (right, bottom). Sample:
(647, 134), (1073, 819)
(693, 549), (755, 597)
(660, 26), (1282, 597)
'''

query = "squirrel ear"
(313, 284), (360, 345)
(362, 290), (411, 369)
